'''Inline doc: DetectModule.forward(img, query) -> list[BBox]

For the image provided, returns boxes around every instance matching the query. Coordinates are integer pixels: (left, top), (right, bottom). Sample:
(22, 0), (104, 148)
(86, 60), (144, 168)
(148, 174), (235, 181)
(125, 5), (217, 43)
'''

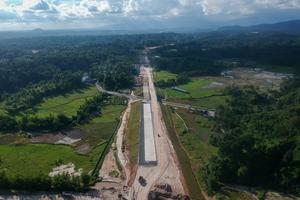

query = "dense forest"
(0, 35), (144, 133)
(203, 78), (300, 195)
(152, 32), (300, 75)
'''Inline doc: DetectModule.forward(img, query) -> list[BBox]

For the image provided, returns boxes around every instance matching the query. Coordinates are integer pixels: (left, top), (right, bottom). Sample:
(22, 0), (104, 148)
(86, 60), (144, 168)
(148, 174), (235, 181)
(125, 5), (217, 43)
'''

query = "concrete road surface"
(132, 66), (185, 199)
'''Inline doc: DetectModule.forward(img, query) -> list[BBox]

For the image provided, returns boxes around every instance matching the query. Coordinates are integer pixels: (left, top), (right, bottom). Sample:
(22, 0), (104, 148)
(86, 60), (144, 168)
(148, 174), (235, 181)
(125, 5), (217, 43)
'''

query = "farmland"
(21, 86), (98, 118)
(0, 87), (126, 182)
(79, 104), (125, 147)
(0, 143), (105, 178)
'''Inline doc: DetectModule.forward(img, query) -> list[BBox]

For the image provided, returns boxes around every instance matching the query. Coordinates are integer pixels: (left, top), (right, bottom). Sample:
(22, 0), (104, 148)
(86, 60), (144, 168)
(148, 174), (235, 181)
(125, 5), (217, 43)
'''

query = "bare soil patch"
(49, 163), (82, 177)
(30, 133), (65, 144)
(75, 143), (91, 154)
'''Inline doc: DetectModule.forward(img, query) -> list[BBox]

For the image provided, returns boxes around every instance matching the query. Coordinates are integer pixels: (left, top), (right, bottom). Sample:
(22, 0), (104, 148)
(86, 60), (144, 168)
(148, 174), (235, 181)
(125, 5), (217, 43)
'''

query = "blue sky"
(0, 0), (300, 30)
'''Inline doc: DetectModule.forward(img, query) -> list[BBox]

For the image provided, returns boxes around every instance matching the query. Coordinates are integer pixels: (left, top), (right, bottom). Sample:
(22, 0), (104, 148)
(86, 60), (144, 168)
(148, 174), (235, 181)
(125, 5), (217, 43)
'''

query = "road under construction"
(97, 52), (187, 200)
(132, 55), (186, 199)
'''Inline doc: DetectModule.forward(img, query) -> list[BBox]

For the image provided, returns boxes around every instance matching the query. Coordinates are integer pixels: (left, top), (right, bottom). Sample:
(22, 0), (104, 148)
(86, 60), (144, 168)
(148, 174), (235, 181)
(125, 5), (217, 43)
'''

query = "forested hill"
(203, 78), (300, 195)
(219, 20), (300, 32)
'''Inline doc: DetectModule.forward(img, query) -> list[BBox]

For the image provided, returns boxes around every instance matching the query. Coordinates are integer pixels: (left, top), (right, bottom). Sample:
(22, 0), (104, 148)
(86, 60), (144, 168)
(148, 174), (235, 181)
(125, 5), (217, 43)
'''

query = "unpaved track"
(132, 66), (185, 199)
(115, 99), (134, 184)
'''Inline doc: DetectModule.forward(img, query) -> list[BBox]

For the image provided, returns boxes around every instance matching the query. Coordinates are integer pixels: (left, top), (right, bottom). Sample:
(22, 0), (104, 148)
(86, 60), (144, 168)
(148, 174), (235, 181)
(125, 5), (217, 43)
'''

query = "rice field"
(27, 86), (98, 118)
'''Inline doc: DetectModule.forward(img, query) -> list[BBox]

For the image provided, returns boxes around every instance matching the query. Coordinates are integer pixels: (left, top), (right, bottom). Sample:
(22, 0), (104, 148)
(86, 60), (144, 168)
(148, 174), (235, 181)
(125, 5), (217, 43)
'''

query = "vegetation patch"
(125, 101), (141, 167)
(164, 79), (221, 99)
(176, 96), (227, 109)
(0, 134), (29, 145)
(162, 105), (205, 200)
(78, 104), (125, 148)
(154, 70), (178, 82)
(25, 86), (98, 118)
(0, 143), (106, 178)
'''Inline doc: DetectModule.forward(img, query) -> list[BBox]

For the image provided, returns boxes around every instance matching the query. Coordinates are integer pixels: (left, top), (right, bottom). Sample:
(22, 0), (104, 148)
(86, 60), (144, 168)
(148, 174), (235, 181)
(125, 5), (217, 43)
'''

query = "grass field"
(164, 79), (222, 99)
(125, 101), (141, 167)
(176, 95), (227, 109)
(157, 78), (226, 109)
(174, 108), (217, 163)
(79, 105), (125, 147)
(0, 142), (105, 178)
(0, 102), (125, 179)
(174, 108), (217, 185)
(162, 105), (205, 200)
(154, 70), (177, 82)
(23, 86), (98, 118)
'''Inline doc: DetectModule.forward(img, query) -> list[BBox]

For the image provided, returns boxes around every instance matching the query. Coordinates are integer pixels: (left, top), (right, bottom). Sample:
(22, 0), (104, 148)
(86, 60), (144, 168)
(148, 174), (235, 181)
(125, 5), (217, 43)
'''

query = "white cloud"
(255, 0), (300, 9)
(0, 0), (300, 30)
(0, 0), (6, 9)
(200, 0), (256, 16)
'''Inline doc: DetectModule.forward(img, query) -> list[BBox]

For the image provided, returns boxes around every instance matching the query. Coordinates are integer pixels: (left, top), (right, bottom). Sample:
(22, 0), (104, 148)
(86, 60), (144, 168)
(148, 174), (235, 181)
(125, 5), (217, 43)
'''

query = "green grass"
(164, 79), (222, 99)
(174, 108), (217, 175)
(158, 78), (226, 109)
(0, 143), (106, 178)
(126, 101), (141, 167)
(22, 87), (98, 118)
(162, 105), (205, 200)
(92, 105), (124, 123)
(154, 70), (178, 82)
(176, 95), (227, 109)
(0, 103), (125, 179)
(162, 105), (219, 199)
(79, 105), (125, 147)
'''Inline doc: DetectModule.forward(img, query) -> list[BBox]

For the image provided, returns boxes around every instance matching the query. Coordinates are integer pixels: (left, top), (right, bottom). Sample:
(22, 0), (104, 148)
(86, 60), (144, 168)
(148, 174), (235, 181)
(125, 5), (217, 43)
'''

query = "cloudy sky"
(0, 0), (300, 30)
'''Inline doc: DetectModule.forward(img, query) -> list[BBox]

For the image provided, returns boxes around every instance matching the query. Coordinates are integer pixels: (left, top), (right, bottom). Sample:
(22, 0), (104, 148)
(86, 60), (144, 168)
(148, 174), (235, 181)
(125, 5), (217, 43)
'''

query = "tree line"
(0, 170), (94, 192)
(155, 73), (190, 88)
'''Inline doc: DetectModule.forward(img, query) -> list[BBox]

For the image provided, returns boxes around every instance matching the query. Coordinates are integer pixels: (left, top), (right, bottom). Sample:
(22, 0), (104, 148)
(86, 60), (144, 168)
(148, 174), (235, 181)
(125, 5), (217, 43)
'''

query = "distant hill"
(33, 28), (44, 32)
(219, 20), (300, 32)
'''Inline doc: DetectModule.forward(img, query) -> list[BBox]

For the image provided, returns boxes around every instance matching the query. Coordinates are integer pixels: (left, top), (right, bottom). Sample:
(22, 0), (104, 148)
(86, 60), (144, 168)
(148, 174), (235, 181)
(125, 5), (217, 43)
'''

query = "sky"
(0, 0), (300, 31)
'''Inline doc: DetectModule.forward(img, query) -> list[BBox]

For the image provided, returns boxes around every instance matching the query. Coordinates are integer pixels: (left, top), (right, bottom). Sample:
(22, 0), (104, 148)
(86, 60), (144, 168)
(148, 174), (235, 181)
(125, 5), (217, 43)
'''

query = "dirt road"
(132, 66), (186, 199)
